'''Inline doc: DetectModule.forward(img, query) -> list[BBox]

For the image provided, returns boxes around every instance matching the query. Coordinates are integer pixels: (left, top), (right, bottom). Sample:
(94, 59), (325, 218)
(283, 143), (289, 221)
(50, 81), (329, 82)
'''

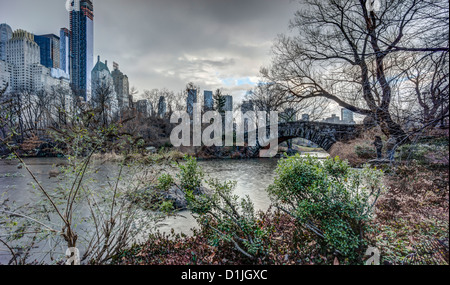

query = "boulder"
(162, 186), (211, 210)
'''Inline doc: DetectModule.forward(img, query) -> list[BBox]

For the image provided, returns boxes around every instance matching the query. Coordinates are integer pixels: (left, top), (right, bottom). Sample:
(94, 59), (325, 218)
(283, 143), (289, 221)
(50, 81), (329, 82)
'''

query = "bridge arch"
(247, 121), (362, 155)
(277, 121), (362, 152)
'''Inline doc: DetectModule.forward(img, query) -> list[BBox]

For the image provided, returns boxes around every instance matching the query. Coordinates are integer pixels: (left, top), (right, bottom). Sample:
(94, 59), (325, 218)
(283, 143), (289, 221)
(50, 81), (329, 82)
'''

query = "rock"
(145, 146), (156, 154)
(162, 186), (211, 210)
(163, 186), (188, 210)
(286, 148), (298, 156)
(133, 185), (212, 211)
(48, 169), (60, 179)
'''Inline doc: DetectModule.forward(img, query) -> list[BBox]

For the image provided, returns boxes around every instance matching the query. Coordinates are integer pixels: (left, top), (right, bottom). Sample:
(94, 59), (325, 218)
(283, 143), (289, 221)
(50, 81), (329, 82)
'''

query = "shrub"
(185, 178), (273, 260)
(157, 173), (174, 192)
(177, 155), (204, 194)
(355, 144), (377, 159)
(267, 155), (384, 262)
(396, 143), (449, 166)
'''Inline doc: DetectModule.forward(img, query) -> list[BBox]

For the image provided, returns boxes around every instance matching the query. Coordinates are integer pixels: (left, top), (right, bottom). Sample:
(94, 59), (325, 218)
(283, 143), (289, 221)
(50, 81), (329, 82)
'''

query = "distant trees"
(263, 0), (449, 144)
(245, 82), (330, 122)
(92, 77), (118, 127)
(213, 89), (226, 114)
(143, 88), (177, 117)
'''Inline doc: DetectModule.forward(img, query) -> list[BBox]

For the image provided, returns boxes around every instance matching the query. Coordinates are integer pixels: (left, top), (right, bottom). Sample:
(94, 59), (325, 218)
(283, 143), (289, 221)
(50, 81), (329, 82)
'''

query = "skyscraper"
(60, 28), (70, 76)
(111, 62), (130, 111)
(187, 89), (197, 116)
(158, 96), (167, 118)
(34, 34), (60, 69)
(6, 29), (40, 92)
(204, 90), (214, 111)
(223, 95), (233, 112)
(70, 0), (94, 101)
(0, 23), (13, 62)
(241, 100), (254, 113)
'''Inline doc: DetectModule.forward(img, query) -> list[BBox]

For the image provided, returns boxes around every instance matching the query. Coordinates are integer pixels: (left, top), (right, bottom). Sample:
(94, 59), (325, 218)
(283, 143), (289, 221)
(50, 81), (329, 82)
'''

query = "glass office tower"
(34, 34), (60, 69)
(70, 0), (94, 101)
(60, 28), (70, 76)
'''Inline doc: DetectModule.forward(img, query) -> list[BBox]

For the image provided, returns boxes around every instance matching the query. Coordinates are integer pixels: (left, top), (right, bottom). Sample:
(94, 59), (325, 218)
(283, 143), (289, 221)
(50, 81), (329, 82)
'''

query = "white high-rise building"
(5, 29), (71, 94)
(6, 29), (40, 92)
(91, 56), (119, 119)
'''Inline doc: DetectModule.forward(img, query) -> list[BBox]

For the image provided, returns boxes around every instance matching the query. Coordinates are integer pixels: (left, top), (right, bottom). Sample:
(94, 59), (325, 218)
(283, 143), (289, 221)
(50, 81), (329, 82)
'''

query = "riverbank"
(114, 162), (449, 266)
(1, 144), (447, 265)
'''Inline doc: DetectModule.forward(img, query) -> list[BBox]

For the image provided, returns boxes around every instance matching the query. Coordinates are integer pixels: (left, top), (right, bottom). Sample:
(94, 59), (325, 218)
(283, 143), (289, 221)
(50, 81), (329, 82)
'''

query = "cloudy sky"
(0, 0), (298, 101)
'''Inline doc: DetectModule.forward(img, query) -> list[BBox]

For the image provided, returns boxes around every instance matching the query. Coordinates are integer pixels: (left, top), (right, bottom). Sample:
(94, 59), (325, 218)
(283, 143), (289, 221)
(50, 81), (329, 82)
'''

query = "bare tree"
(245, 82), (330, 121)
(263, 0), (449, 144)
(142, 89), (160, 117)
(92, 77), (117, 127)
(403, 52), (449, 128)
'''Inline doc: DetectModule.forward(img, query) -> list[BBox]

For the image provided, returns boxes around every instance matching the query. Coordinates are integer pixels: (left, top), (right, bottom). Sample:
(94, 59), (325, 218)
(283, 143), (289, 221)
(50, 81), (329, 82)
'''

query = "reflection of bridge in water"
(247, 121), (363, 153)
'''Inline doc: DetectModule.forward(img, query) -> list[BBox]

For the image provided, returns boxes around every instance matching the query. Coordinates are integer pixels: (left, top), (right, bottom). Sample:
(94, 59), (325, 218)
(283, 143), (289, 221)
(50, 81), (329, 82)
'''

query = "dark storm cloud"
(0, 0), (298, 100)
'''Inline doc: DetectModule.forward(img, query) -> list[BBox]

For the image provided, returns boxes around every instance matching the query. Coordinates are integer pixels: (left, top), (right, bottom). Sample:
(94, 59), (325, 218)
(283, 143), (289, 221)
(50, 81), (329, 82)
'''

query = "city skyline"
(0, 0), (296, 101)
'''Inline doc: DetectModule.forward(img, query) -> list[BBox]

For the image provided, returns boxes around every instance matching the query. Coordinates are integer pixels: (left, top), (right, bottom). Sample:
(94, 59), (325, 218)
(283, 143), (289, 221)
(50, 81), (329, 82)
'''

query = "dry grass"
(369, 165), (449, 265)
(91, 150), (185, 164)
(329, 127), (384, 167)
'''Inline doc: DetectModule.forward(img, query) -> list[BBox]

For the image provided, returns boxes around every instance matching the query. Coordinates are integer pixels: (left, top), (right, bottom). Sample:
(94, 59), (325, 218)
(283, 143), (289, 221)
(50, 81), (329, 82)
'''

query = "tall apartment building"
(111, 62), (130, 111)
(0, 23), (13, 62)
(6, 29), (41, 92)
(60, 28), (70, 76)
(241, 100), (254, 113)
(136, 99), (152, 118)
(158, 96), (167, 118)
(204, 90), (214, 111)
(34, 34), (60, 69)
(187, 89), (197, 116)
(70, 0), (94, 101)
(223, 95), (233, 112)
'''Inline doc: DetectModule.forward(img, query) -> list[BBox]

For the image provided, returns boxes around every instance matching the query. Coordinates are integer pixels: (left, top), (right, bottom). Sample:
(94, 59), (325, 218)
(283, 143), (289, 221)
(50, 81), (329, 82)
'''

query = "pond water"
(0, 152), (329, 263)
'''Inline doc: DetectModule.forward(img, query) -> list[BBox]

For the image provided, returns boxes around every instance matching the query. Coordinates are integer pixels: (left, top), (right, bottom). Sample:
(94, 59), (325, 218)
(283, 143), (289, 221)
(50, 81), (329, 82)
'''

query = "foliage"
(396, 143), (449, 166)
(114, 211), (339, 265)
(187, 179), (273, 260)
(127, 173), (177, 213)
(0, 92), (172, 264)
(177, 155), (204, 194)
(213, 89), (226, 114)
(157, 173), (174, 192)
(355, 144), (377, 159)
(372, 164), (449, 265)
(267, 155), (384, 262)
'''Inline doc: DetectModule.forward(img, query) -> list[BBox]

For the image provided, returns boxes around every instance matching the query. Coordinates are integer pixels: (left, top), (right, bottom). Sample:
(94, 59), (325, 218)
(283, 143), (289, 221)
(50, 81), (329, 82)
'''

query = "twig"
(0, 238), (18, 265)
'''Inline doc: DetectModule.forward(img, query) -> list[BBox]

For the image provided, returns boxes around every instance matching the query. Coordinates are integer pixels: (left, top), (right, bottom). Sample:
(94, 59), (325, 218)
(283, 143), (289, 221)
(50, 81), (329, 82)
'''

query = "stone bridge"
(276, 121), (363, 151)
(248, 121), (363, 153)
